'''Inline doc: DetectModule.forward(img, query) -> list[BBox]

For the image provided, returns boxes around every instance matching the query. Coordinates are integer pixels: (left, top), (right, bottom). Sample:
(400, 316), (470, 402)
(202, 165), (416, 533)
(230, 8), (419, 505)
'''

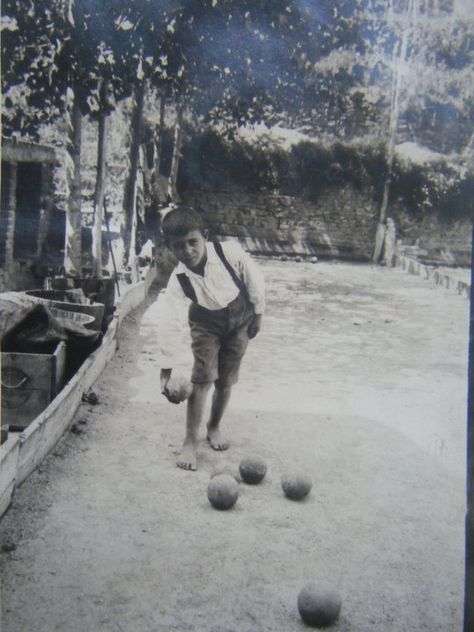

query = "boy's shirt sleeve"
(223, 241), (266, 314)
(155, 272), (191, 369)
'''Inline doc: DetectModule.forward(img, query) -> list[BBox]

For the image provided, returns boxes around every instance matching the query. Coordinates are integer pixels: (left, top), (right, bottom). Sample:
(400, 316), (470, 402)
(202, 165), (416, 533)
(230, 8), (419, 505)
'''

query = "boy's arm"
(221, 241), (265, 339)
(247, 313), (262, 339)
(155, 273), (190, 392)
(223, 241), (266, 317)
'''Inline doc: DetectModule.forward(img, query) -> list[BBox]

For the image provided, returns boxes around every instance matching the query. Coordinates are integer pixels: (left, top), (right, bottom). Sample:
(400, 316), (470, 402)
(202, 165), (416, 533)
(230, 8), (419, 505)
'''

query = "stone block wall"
(183, 188), (472, 266)
(184, 187), (379, 261)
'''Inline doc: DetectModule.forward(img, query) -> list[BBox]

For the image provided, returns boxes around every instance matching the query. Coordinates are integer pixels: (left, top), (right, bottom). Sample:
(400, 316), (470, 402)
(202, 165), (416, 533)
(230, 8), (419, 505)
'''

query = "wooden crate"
(1, 341), (67, 431)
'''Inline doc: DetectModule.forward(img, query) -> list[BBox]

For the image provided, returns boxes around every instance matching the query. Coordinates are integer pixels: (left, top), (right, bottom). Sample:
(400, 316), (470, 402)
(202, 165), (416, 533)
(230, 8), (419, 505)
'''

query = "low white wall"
(0, 270), (156, 518)
(393, 253), (471, 298)
(0, 435), (20, 517)
(15, 318), (118, 486)
(115, 263), (158, 327)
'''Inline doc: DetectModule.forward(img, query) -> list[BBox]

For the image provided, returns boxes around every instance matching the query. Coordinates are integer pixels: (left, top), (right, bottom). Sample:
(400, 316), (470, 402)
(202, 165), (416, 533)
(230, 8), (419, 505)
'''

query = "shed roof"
(1, 138), (58, 164)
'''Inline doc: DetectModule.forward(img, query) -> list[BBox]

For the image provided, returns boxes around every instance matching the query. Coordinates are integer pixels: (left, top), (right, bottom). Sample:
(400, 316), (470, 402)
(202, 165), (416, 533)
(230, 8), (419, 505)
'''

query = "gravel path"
(0, 260), (468, 632)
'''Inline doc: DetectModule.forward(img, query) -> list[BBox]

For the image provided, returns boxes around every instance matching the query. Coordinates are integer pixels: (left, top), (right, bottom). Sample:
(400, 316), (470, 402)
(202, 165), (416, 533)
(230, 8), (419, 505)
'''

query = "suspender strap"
(177, 273), (198, 303)
(213, 241), (250, 302)
(176, 242), (249, 304)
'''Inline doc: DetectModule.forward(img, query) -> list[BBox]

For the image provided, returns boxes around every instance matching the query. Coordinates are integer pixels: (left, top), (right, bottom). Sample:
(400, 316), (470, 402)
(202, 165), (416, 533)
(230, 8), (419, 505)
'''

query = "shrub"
(178, 129), (472, 220)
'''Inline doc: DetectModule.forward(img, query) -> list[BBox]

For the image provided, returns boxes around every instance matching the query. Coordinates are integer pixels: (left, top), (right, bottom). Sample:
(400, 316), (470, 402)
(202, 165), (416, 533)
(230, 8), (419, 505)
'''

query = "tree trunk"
(154, 95), (166, 175)
(128, 164), (139, 278)
(143, 94), (165, 208)
(373, 16), (410, 263)
(64, 102), (82, 277)
(92, 104), (107, 278)
(167, 105), (184, 202)
(122, 80), (146, 267)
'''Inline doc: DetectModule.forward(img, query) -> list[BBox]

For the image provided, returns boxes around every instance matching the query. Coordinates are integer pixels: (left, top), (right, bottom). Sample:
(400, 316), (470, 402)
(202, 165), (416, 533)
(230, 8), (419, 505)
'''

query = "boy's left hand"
(247, 314), (262, 339)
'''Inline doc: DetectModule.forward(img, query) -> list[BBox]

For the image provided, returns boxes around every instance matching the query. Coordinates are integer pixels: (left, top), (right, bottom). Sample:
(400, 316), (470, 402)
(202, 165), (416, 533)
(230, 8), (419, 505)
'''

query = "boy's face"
(167, 229), (208, 271)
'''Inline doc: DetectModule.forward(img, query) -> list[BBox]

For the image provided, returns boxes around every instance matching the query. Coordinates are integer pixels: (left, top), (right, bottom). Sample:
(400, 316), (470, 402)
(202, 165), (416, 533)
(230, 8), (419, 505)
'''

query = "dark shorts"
(188, 293), (254, 386)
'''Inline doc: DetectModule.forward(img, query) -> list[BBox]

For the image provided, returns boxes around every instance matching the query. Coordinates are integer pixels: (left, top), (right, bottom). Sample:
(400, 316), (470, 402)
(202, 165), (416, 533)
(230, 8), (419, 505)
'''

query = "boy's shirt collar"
(176, 241), (216, 277)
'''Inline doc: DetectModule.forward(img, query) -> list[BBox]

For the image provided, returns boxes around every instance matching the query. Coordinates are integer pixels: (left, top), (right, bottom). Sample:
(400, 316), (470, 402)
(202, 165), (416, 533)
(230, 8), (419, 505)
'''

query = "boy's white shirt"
(156, 240), (265, 369)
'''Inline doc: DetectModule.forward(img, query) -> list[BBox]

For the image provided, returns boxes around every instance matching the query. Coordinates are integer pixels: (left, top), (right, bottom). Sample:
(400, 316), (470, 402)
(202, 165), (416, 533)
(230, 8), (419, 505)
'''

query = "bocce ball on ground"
(207, 474), (239, 510)
(281, 470), (312, 500)
(297, 583), (342, 627)
(238, 455), (267, 484)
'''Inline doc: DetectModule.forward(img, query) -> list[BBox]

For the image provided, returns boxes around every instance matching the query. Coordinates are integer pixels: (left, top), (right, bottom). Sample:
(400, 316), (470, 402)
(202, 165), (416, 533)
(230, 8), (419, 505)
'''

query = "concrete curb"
(394, 254), (471, 298)
(0, 264), (158, 518)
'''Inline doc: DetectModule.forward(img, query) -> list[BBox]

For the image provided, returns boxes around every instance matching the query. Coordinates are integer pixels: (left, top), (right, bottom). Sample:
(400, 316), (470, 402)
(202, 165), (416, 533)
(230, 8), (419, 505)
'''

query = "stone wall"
(183, 189), (472, 266)
(184, 187), (379, 261)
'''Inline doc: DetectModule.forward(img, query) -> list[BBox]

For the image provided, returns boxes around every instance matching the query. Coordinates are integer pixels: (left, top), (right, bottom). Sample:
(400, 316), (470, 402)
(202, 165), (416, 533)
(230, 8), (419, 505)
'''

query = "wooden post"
(64, 103), (83, 277)
(122, 80), (145, 266)
(36, 164), (53, 259)
(373, 5), (412, 263)
(92, 105), (108, 278)
(2, 162), (17, 269)
(167, 106), (183, 202)
(154, 96), (166, 175)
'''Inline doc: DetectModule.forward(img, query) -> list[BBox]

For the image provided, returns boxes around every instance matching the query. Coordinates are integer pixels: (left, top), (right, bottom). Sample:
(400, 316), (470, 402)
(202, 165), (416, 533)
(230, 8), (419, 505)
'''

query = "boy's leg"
(177, 382), (212, 470)
(183, 318), (221, 470)
(206, 383), (233, 450)
(206, 306), (253, 450)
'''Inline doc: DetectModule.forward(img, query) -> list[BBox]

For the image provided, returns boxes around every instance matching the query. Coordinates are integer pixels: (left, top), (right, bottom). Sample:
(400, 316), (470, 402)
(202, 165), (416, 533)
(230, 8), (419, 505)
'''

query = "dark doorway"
(13, 162), (42, 259)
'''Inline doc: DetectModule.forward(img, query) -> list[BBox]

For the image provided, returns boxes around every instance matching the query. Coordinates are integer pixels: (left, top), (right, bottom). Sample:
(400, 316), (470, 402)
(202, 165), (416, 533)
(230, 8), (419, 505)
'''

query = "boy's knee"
(191, 381), (213, 395)
(214, 381), (233, 394)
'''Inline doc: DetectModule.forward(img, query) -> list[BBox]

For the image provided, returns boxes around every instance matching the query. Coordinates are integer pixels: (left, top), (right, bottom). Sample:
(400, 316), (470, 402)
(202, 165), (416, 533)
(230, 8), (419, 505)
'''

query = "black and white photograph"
(0, 1), (473, 630)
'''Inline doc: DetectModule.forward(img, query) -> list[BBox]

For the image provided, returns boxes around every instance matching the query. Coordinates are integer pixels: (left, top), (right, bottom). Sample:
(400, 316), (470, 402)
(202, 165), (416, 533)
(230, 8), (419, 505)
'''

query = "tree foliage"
(2, 0), (472, 233)
(179, 129), (386, 199)
(3, 0), (472, 150)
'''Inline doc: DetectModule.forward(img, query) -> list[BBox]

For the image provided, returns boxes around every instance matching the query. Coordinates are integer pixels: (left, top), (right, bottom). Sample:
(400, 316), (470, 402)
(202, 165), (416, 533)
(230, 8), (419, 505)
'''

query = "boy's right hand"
(162, 387), (182, 405)
(160, 368), (174, 402)
(161, 369), (191, 404)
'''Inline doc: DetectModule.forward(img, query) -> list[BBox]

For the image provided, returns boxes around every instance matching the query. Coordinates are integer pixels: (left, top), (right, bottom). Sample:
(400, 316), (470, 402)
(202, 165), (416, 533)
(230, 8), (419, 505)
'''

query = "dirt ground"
(0, 260), (469, 632)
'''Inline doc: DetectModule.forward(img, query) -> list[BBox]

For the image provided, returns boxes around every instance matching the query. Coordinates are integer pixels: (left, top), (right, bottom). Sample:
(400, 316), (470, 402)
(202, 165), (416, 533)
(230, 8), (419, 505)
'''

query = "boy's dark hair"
(161, 206), (206, 241)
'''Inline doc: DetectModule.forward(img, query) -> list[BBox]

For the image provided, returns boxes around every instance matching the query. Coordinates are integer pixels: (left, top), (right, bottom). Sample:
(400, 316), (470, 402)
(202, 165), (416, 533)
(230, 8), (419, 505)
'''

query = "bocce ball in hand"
(165, 376), (193, 404)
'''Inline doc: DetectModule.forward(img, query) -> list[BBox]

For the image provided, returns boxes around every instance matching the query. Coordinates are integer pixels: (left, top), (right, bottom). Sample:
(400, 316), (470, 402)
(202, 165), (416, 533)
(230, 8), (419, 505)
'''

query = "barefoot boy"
(157, 205), (265, 471)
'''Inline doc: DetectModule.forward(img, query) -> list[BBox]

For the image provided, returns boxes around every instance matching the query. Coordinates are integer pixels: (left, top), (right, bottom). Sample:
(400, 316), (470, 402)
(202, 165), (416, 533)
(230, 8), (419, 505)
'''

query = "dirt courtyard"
(0, 260), (469, 632)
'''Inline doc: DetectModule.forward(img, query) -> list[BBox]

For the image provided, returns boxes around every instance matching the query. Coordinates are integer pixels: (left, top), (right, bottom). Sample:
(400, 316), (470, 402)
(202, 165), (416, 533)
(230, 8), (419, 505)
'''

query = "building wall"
(1, 140), (59, 292)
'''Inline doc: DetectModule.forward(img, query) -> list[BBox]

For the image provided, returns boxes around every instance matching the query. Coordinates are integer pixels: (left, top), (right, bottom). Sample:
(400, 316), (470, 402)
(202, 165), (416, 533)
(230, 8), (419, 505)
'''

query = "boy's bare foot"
(177, 441), (197, 470)
(206, 427), (230, 451)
